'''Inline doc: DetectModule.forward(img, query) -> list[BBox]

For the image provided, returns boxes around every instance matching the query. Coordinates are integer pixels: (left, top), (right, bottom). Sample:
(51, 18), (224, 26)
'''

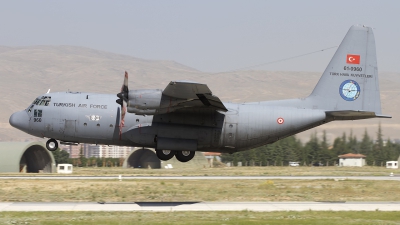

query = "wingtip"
(375, 114), (392, 119)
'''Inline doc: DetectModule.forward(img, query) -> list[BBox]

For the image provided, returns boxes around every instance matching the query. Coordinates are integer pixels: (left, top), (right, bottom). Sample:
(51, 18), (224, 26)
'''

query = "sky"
(0, 0), (399, 73)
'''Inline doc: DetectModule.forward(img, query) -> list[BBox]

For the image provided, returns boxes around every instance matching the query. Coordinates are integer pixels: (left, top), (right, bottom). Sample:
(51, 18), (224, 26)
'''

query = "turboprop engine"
(127, 89), (163, 115)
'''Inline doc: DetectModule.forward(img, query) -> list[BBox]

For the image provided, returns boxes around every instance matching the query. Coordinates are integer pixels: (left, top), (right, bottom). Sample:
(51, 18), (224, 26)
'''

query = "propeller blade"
(121, 71), (129, 93)
(117, 71), (129, 140)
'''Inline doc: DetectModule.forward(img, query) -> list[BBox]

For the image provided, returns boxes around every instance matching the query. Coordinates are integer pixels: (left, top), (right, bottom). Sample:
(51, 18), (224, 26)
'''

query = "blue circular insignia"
(339, 80), (360, 101)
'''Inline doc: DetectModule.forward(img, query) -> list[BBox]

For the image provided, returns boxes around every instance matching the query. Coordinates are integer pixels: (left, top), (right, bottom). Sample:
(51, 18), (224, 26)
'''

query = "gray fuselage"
(10, 25), (389, 156)
(21, 91), (328, 153)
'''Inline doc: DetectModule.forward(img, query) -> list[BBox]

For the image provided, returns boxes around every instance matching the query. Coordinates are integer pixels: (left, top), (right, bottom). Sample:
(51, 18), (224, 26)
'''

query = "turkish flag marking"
(346, 54), (360, 64)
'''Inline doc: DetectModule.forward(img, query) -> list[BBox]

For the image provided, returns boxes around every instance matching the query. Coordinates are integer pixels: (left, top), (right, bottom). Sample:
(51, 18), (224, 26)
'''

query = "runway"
(1, 201), (400, 212)
(0, 175), (399, 181)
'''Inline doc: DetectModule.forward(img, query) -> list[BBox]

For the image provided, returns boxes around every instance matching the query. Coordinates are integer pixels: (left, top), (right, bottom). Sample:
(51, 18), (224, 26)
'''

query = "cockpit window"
(31, 96), (51, 106)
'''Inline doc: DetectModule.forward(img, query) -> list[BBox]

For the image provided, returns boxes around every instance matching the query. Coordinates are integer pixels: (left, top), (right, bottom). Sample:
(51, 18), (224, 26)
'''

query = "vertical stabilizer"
(308, 25), (383, 115)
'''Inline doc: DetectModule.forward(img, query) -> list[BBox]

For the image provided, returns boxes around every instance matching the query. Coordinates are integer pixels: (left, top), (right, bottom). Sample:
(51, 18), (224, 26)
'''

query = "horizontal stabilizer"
(326, 110), (392, 120)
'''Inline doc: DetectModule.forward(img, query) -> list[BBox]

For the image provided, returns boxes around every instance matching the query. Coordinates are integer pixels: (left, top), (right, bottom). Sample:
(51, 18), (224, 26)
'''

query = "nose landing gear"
(46, 139), (58, 151)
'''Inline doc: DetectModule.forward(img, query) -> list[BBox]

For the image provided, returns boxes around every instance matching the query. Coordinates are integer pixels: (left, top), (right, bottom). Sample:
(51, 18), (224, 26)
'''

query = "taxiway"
(1, 201), (399, 212)
(0, 175), (398, 181)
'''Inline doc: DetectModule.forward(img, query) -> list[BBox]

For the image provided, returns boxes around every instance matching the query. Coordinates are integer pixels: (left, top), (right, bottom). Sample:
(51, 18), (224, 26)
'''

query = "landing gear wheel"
(46, 139), (58, 151)
(175, 151), (195, 163)
(156, 150), (175, 161)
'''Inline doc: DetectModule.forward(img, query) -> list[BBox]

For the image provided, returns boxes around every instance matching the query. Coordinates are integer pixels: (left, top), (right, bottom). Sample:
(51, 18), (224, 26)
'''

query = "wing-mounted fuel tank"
(127, 89), (163, 115)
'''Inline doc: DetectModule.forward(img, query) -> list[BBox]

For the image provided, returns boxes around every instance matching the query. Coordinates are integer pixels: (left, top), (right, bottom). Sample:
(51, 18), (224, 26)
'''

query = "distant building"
(93, 145), (133, 158)
(386, 161), (398, 169)
(338, 153), (366, 167)
(60, 144), (134, 158)
(60, 144), (84, 158)
(203, 152), (221, 167)
(57, 164), (73, 174)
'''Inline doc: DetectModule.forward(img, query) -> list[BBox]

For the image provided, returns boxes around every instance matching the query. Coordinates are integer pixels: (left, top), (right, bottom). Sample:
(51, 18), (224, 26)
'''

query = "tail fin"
(308, 25), (390, 119)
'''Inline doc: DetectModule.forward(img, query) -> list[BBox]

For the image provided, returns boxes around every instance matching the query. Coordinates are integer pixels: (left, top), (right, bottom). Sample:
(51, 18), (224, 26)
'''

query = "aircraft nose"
(9, 111), (30, 132)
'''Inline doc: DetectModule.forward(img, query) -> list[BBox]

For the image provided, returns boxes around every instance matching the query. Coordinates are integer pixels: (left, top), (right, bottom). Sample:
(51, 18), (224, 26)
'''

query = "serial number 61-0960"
(344, 66), (362, 71)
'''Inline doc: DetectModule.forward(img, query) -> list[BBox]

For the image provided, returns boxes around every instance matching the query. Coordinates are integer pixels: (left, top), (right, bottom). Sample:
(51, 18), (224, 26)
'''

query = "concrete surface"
(1, 201), (400, 212)
(0, 175), (399, 181)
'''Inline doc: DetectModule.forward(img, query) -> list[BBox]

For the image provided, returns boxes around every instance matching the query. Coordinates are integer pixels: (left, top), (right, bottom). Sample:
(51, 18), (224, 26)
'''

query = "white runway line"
(0, 176), (399, 181)
(1, 202), (400, 212)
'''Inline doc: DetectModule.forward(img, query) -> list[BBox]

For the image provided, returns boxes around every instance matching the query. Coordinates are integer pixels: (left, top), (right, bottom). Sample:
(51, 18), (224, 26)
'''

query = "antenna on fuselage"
(46, 89), (50, 94)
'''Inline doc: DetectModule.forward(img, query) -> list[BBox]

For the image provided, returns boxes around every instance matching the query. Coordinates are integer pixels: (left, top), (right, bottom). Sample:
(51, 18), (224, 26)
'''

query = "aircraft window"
(38, 110), (42, 117)
(35, 96), (51, 106)
(84, 123), (87, 126)
(34, 110), (37, 117)
(44, 97), (51, 105)
(32, 98), (40, 105)
(109, 124), (113, 128)
(97, 124), (100, 127)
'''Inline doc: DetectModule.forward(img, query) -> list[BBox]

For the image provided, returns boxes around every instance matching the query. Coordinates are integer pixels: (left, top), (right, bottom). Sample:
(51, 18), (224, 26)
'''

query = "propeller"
(116, 71), (129, 140)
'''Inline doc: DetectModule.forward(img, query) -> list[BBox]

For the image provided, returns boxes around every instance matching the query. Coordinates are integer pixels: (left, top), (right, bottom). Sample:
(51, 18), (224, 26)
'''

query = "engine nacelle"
(128, 108), (157, 115)
(127, 89), (162, 114)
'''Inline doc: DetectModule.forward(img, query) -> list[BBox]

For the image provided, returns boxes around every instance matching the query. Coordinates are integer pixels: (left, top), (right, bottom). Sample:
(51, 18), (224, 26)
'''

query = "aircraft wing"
(159, 81), (228, 113)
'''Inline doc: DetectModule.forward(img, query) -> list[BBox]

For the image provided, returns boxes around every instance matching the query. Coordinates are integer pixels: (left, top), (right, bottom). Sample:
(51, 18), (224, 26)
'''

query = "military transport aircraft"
(9, 25), (391, 162)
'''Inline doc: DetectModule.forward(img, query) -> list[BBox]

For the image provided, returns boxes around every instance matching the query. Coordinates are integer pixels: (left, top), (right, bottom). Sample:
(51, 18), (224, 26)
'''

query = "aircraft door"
(223, 107), (239, 148)
(64, 120), (76, 137)
(45, 107), (65, 139)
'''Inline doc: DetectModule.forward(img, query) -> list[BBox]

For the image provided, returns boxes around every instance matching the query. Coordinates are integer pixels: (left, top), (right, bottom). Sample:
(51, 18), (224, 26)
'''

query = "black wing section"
(158, 81), (228, 114)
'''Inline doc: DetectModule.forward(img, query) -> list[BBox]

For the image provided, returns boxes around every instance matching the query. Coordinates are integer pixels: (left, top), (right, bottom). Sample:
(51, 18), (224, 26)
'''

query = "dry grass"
(27, 165), (400, 176)
(1, 211), (400, 225)
(1, 178), (400, 202)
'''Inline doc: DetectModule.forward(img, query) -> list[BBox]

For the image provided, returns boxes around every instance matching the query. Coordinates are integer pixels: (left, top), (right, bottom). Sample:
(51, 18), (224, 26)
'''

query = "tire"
(156, 150), (175, 161)
(46, 139), (58, 151)
(175, 151), (195, 163)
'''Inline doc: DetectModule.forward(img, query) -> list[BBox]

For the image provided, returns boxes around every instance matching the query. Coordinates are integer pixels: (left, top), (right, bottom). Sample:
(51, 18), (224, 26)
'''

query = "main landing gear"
(175, 151), (195, 163)
(156, 150), (175, 161)
(156, 150), (196, 162)
(46, 139), (58, 151)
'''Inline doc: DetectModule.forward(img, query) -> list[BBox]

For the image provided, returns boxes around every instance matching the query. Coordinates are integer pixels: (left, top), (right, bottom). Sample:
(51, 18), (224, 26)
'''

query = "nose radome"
(9, 111), (30, 132)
